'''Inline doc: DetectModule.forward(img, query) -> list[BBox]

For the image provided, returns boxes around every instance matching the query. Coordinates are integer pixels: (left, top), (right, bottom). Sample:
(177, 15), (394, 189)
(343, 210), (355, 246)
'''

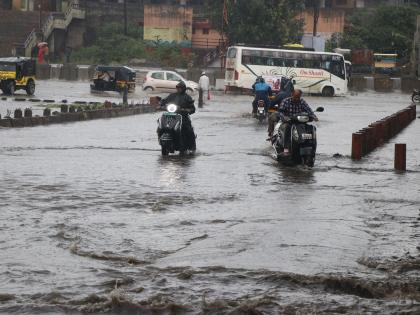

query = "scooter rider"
(267, 76), (295, 136)
(251, 76), (272, 116)
(270, 76), (295, 107)
(160, 81), (196, 150)
(277, 89), (318, 155)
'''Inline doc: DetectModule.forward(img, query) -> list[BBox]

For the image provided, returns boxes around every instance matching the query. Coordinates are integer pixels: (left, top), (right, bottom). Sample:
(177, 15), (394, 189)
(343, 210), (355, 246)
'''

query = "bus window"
(330, 61), (345, 79)
(242, 55), (251, 64)
(321, 61), (331, 72)
(285, 59), (296, 67)
(227, 47), (237, 58)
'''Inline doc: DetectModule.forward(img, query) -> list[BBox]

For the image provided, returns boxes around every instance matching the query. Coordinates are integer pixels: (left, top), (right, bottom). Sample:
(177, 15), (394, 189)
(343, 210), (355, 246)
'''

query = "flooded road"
(0, 83), (419, 314)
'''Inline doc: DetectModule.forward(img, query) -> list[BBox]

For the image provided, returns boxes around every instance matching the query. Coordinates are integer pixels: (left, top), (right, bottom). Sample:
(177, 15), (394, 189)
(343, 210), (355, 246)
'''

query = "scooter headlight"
(297, 115), (309, 123)
(167, 104), (178, 113)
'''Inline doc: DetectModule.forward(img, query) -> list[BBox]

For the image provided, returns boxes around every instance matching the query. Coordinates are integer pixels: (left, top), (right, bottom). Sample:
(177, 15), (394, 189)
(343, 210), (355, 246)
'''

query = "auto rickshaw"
(90, 66), (136, 93)
(0, 57), (36, 95)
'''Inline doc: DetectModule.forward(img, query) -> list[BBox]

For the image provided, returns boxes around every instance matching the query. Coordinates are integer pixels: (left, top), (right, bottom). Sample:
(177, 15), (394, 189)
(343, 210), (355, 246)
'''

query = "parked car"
(143, 70), (198, 93)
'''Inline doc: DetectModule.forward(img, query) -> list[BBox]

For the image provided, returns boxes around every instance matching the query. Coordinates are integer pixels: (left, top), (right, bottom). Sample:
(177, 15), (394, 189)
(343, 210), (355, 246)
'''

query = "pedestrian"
(37, 47), (44, 64)
(198, 71), (210, 107)
(43, 45), (49, 64)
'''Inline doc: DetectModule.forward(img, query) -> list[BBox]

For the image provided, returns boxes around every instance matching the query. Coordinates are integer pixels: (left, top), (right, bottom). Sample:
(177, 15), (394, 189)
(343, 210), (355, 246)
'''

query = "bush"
(71, 23), (192, 67)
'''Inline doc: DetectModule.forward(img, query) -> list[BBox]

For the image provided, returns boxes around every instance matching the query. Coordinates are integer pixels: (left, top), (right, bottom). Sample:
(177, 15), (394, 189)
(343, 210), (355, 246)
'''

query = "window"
(227, 47), (237, 58)
(0, 64), (15, 71)
(151, 72), (164, 80)
(335, 0), (347, 5)
(202, 28), (209, 35)
(166, 72), (182, 81)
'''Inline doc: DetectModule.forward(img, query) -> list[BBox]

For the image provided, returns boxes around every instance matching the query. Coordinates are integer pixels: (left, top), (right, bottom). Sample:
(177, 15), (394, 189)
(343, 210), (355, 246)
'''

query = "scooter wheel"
(161, 147), (169, 156)
(412, 94), (420, 103)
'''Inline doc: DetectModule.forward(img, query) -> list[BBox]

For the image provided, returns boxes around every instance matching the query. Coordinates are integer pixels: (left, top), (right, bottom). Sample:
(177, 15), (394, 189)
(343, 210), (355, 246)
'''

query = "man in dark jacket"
(160, 81), (196, 150)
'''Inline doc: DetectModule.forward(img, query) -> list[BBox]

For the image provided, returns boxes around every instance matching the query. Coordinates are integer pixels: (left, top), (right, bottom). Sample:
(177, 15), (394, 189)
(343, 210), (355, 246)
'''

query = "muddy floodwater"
(0, 81), (419, 314)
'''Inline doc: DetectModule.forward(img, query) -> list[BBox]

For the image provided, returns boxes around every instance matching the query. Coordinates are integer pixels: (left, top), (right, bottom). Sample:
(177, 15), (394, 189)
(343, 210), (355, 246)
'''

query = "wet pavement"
(0, 81), (419, 314)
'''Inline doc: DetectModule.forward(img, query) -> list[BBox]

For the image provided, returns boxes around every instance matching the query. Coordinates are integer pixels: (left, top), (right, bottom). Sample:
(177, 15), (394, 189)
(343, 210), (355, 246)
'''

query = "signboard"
(262, 75), (285, 92)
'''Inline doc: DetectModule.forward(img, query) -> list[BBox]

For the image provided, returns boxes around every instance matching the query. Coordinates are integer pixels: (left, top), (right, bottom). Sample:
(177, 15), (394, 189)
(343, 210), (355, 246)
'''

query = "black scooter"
(271, 107), (324, 167)
(157, 103), (196, 156)
(256, 99), (267, 123)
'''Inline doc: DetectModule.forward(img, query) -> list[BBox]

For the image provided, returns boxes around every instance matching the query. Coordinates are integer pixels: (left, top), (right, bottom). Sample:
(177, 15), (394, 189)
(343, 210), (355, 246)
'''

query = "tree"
(304, 0), (321, 36)
(207, 0), (305, 46)
(326, 5), (420, 58)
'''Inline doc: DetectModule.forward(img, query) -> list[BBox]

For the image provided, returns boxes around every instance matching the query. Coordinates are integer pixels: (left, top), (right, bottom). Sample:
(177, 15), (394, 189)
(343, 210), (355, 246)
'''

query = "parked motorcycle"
(411, 89), (420, 103)
(271, 107), (324, 167)
(157, 103), (196, 156)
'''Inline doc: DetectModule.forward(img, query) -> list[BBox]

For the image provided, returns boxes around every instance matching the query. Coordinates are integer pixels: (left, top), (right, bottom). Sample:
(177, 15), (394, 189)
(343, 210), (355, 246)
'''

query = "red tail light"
(234, 70), (239, 80)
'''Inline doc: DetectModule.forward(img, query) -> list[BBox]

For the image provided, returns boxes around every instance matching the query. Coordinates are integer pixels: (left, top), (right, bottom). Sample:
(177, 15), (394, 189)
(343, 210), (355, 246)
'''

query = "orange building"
(9, 0), (60, 11)
(192, 20), (224, 50)
(299, 8), (346, 38)
(143, 3), (224, 50)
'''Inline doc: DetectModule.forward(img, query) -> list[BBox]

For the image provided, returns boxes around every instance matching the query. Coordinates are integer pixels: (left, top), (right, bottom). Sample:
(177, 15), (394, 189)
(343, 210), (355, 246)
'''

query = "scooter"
(157, 103), (196, 156)
(271, 107), (324, 167)
(256, 99), (267, 123)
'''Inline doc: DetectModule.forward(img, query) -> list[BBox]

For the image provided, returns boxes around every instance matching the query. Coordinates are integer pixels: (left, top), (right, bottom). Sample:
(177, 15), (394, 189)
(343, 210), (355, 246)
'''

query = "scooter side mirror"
(315, 107), (324, 112)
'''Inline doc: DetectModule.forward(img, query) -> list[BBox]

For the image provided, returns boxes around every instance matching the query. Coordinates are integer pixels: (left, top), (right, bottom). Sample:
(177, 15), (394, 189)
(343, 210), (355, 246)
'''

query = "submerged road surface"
(0, 85), (419, 314)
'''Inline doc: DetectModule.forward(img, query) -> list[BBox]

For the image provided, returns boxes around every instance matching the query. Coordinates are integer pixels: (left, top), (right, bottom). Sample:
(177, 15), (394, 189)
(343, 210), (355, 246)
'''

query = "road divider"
(351, 104), (416, 160)
(0, 100), (158, 128)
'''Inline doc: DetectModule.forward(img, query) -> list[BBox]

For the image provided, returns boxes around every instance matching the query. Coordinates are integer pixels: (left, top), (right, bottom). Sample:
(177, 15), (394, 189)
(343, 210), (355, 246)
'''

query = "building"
(299, 8), (346, 39)
(1, 0), (63, 11)
(143, 0), (224, 50)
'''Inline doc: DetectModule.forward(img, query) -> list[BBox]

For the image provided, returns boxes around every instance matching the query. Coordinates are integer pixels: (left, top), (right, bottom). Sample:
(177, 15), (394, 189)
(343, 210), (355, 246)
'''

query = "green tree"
(207, 0), (305, 46)
(329, 6), (420, 58)
(71, 23), (146, 64)
(71, 23), (192, 67)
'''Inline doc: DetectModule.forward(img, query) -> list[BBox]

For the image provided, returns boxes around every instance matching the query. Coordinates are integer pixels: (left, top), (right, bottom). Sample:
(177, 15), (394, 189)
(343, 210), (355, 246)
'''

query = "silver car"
(143, 70), (198, 94)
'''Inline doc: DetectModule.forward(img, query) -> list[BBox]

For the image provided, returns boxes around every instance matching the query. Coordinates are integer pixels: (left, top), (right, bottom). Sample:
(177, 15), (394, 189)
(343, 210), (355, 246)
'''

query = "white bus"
(225, 45), (348, 96)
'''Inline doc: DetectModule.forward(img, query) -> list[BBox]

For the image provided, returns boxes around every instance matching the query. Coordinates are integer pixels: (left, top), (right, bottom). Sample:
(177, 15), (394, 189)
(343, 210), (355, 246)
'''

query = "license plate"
(302, 133), (313, 140)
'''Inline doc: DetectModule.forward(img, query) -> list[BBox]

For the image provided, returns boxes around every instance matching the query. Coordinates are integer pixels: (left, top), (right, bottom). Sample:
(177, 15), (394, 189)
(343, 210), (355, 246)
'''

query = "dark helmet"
(256, 76), (265, 83)
(176, 81), (187, 92)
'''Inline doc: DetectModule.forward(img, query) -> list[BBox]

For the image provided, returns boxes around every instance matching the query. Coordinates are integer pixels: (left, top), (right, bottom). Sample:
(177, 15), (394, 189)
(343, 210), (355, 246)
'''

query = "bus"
(225, 45), (348, 96)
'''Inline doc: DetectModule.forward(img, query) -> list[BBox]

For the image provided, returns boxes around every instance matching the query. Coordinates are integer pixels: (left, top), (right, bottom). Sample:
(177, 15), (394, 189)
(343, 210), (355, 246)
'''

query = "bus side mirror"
(316, 107), (324, 112)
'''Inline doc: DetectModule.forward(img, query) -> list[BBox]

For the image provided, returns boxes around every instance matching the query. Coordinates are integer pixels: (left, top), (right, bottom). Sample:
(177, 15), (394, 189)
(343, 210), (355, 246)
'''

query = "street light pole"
(124, 0), (128, 35)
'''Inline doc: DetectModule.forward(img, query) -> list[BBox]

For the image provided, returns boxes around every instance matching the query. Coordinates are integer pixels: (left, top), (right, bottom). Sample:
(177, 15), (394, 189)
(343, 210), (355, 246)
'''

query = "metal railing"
(21, 0), (86, 57)
(24, 29), (37, 48)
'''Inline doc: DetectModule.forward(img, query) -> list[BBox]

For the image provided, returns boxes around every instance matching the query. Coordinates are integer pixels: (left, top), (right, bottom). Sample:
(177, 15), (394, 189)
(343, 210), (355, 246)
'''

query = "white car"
(143, 70), (198, 93)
